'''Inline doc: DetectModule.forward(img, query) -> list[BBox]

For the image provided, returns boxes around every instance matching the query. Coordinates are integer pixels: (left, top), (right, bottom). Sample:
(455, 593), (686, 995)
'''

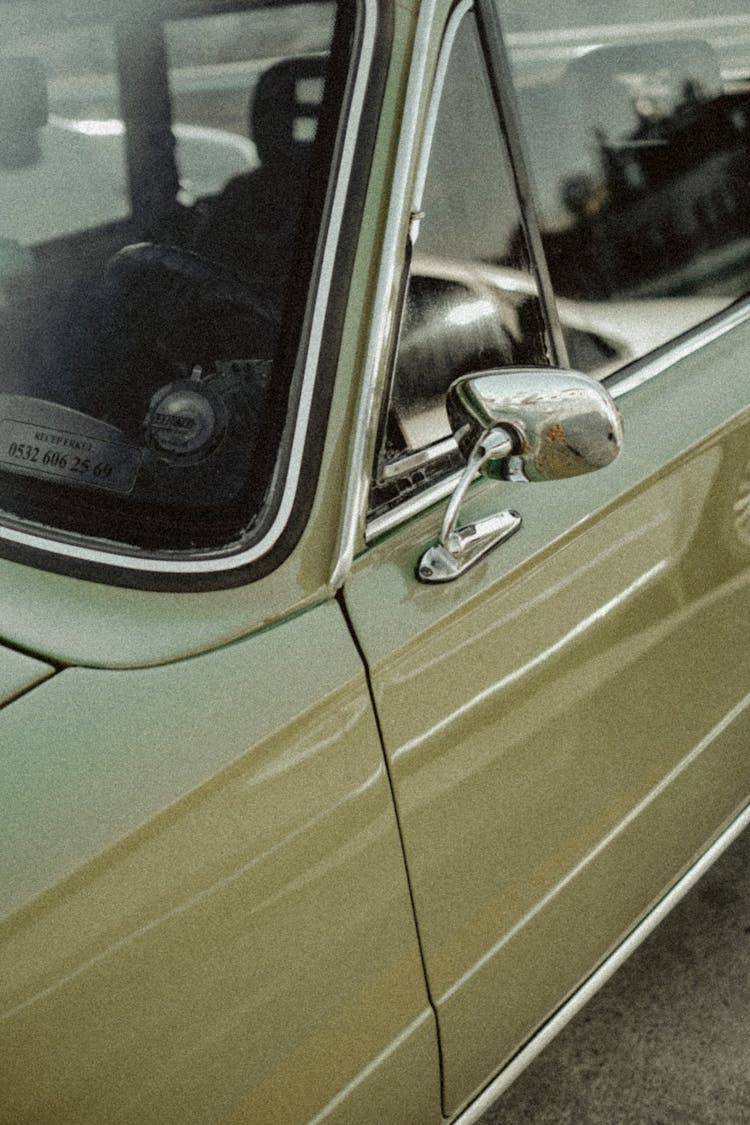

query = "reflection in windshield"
(530, 40), (750, 300)
(0, 1), (344, 554)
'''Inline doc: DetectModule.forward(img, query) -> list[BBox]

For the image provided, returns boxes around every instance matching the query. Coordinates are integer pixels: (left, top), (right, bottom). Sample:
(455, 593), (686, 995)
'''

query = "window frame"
(0, 0), (386, 591)
(364, 0), (562, 539)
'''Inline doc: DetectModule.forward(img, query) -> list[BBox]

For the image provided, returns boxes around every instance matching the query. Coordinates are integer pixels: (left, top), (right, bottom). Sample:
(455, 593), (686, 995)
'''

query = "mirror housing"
(418, 367), (623, 583)
(447, 366), (623, 482)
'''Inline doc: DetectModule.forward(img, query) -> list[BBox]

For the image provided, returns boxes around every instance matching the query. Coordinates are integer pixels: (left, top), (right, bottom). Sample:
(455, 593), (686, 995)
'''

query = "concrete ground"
(478, 825), (750, 1125)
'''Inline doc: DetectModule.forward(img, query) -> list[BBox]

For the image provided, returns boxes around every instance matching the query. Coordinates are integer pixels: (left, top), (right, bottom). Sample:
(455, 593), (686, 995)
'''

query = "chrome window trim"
(606, 296), (750, 397)
(329, 0), (440, 590)
(333, 0), (480, 582)
(452, 799), (750, 1125)
(412, 0), (475, 222)
(363, 298), (750, 546)
(367, 473), (457, 542)
(0, 0), (378, 578)
(380, 435), (458, 482)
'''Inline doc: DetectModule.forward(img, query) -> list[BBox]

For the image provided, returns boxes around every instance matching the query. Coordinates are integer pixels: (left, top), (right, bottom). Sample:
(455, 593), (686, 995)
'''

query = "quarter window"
(370, 7), (549, 520)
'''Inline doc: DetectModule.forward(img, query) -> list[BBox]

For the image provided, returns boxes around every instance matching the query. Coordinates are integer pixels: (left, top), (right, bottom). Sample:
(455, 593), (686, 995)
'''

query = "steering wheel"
(104, 240), (280, 344)
(73, 241), (281, 435)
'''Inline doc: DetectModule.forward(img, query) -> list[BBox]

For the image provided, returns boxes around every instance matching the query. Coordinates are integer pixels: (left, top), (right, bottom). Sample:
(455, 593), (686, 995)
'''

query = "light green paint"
(0, 643), (54, 706)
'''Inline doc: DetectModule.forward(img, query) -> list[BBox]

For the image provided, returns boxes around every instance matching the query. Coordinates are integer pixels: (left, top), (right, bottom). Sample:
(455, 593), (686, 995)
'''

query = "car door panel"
(0, 601), (440, 1125)
(344, 328), (750, 1112)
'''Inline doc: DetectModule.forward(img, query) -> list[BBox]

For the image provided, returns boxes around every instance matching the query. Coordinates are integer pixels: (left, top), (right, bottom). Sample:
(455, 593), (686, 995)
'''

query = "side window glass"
(497, 1), (750, 371)
(370, 8), (549, 519)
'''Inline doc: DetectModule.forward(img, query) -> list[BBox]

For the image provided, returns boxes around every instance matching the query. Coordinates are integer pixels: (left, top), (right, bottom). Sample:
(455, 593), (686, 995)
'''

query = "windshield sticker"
(0, 419), (142, 494)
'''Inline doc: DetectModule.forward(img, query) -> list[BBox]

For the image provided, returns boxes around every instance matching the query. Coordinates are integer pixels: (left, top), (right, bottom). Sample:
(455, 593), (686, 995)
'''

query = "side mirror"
(418, 367), (623, 583)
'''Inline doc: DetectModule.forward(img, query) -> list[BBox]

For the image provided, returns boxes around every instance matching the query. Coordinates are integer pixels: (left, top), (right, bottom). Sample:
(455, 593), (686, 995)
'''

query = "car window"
(495, 0), (750, 371)
(0, 0), (347, 561)
(370, 6), (550, 521)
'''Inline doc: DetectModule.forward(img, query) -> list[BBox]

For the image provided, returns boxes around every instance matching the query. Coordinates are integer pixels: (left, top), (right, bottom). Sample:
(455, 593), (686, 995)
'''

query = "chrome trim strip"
(367, 474), (457, 542)
(607, 297), (750, 399)
(329, 0), (439, 590)
(451, 800), (750, 1125)
(412, 0), (473, 215)
(380, 436), (457, 481)
(0, 0), (378, 577)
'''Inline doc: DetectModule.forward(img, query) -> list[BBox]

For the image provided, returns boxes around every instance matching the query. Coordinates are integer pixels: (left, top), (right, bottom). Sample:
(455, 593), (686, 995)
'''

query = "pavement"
(478, 826), (750, 1125)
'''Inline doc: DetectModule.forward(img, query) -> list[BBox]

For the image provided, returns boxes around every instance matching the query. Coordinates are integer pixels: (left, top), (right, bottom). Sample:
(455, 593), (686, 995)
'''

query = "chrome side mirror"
(418, 367), (623, 583)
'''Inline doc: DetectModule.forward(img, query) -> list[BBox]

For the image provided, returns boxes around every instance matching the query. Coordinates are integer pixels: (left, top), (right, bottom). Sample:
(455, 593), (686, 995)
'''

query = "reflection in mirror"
(447, 366), (623, 482)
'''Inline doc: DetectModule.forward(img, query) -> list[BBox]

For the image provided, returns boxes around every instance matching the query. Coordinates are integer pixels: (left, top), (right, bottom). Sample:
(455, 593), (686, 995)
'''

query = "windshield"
(0, 0), (349, 560)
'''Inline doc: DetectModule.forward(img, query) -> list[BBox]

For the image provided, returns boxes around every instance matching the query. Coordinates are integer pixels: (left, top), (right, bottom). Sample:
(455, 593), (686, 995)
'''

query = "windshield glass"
(0, 0), (348, 557)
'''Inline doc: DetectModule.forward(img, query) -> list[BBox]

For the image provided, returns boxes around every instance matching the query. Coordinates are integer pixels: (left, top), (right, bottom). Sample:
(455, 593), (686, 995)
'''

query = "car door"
(340, 1), (750, 1116)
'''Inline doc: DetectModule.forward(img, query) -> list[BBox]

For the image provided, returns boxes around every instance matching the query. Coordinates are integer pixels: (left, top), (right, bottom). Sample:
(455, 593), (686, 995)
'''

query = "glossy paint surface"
(0, 601), (439, 1124)
(2, 1), (750, 1122)
(0, 5), (446, 1122)
(345, 319), (750, 1113)
(0, 643), (54, 705)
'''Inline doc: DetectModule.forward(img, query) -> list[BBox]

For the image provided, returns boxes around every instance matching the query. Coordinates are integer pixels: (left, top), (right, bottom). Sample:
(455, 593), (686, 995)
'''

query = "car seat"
(191, 53), (328, 297)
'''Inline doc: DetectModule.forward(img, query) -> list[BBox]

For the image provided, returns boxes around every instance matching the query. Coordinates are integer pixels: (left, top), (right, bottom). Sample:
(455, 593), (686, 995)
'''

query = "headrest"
(250, 54), (327, 171)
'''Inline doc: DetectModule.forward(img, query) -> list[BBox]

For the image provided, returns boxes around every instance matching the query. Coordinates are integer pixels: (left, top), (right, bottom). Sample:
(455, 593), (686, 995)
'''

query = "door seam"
(335, 586), (448, 1112)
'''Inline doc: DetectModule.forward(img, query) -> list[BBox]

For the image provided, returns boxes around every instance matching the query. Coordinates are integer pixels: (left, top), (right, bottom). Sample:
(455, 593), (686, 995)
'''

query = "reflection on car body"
(1, 2), (749, 1124)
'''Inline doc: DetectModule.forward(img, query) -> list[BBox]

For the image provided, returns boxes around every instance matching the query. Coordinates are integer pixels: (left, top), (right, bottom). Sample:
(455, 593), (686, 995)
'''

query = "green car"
(1, 1), (749, 1122)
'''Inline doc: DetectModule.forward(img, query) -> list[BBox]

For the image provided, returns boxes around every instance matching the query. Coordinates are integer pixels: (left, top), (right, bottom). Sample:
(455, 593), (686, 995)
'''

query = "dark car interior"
(0, 1), (344, 552)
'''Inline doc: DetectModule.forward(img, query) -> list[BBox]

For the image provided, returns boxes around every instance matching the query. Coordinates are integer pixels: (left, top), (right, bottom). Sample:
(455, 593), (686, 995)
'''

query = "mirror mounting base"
(417, 425), (521, 584)
(417, 507), (522, 583)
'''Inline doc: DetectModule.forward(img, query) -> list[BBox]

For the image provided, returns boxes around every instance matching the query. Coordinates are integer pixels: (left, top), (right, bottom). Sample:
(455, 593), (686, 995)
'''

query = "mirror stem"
(418, 426), (521, 584)
(440, 427), (514, 549)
